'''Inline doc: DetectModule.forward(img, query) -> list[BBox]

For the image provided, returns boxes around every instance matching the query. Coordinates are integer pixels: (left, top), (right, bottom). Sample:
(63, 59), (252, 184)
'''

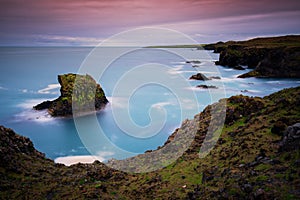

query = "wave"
(17, 99), (52, 109)
(106, 96), (127, 109)
(54, 151), (115, 166)
(170, 61), (187, 65)
(151, 101), (176, 109)
(0, 86), (8, 90)
(223, 68), (234, 71)
(55, 155), (99, 166)
(38, 83), (60, 94)
(14, 109), (54, 123)
(14, 99), (56, 123)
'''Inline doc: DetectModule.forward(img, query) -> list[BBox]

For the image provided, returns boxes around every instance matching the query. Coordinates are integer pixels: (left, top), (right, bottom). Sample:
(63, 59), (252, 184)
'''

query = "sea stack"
(34, 73), (108, 117)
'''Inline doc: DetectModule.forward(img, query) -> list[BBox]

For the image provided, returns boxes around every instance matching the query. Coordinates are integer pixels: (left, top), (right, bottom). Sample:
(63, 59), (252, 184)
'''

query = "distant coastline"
(149, 35), (300, 78)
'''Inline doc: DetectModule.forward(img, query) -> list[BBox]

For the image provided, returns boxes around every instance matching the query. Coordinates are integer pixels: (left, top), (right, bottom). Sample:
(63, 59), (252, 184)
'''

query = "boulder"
(280, 123), (300, 151)
(189, 73), (210, 81)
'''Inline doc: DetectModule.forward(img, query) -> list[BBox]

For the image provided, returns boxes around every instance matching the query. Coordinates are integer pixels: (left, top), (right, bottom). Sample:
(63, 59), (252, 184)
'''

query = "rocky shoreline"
(34, 73), (108, 117)
(203, 35), (300, 78)
(1, 86), (299, 199)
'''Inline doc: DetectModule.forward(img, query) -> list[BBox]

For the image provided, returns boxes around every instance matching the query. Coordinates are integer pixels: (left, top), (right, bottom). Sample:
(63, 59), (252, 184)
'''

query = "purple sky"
(1, 0), (300, 46)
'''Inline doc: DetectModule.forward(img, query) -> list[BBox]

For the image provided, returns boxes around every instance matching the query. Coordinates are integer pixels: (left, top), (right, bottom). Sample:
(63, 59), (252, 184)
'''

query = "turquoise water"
(0, 47), (299, 162)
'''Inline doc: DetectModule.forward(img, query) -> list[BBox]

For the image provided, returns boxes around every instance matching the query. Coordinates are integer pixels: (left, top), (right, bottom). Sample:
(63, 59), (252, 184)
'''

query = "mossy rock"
(34, 73), (108, 117)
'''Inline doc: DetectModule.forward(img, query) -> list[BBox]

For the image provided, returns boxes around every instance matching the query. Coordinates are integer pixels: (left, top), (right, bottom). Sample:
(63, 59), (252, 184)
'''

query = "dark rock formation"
(186, 60), (201, 64)
(238, 70), (262, 78)
(209, 76), (221, 79)
(189, 73), (210, 81)
(280, 123), (300, 151)
(196, 85), (218, 89)
(271, 120), (287, 135)
(217, 46), (268, 69)
(203, 41), (226, 53)
(189, 73), (221, 81)
(204, 35), (300, 78)
(239, 46), (300, 78)
(241, 90), (249, 93)
(34, 73), (108, 117)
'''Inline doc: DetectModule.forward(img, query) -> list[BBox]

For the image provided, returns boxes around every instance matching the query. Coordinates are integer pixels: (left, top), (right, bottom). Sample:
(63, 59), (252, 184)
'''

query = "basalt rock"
(280, 123), (300, 151)
(34, 73), (108, 117)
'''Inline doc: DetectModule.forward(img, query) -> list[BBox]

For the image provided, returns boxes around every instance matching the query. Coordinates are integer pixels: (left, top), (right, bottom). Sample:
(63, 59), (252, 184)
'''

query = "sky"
(0, 0), (300, 46)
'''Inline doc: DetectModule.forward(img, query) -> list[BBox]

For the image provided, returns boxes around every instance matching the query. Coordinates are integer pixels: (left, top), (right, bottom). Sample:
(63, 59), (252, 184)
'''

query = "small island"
(34, 73), (108, 117)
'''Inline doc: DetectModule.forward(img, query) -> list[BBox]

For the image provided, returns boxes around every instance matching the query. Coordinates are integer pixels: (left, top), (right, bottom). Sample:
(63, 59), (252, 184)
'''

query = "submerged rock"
(196, 85), (218, 89)
(209, 76), (221, 79)
(186, 60), (201, 64)
(189, 73), (210, 81)
(34, 73), (108, 117)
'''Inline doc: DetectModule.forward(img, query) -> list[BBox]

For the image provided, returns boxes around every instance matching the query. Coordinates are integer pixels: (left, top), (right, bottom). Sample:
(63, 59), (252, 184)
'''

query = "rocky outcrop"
(239, 46), (300, 78)
(0, 126), (45, 163)
(189, 73), (221, 81)
(34, 73), (108, 117)
(204, 35), (300, 78)
(196, 85), (218, 89)
(280, 123), (300, 151)
(186, 60), (201, 64)
(215, 46), (268, 69)
(189, 73), (210, 80)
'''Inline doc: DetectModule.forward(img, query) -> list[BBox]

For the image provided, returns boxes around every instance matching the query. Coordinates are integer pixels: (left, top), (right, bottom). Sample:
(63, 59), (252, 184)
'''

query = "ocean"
(0, 47), (299, 165)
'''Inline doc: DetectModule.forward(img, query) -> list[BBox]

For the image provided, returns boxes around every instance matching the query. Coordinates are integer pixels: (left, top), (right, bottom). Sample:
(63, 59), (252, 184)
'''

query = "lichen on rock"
(34, 73), (108, 117)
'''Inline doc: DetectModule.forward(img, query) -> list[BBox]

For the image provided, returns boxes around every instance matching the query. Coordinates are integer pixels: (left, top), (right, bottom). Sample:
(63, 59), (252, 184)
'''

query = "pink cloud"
(0, 0), (299, 45)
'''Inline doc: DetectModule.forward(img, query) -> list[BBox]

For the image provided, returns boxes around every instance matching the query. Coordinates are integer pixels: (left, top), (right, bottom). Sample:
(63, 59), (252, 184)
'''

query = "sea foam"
(14, 99), (56, 123)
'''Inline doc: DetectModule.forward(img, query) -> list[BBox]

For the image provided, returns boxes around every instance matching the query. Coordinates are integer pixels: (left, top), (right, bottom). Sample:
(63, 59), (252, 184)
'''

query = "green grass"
(255, 164), (272, 171)
(1, 86), (300, 199)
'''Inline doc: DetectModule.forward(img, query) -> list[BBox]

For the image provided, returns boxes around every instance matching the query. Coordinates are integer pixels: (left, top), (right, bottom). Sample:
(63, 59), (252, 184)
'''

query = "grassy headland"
(1, 86), (299, 199)
(203, 35), (300, 78)
(148, 35), (300, 78)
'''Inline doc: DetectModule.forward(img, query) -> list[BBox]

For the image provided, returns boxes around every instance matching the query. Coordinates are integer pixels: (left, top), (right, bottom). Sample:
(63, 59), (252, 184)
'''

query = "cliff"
(34, 73), (108, 117)
(203, 35), (300, 78)
(1, 86), (300, 199)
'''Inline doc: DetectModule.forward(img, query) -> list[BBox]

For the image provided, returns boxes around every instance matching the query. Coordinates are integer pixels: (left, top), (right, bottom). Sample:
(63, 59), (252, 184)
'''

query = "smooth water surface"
(0, 47), (299, 163)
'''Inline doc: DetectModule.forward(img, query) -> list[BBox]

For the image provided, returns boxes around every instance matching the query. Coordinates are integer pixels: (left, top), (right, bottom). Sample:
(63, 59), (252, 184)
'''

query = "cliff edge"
(203, 35), (300, 78)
